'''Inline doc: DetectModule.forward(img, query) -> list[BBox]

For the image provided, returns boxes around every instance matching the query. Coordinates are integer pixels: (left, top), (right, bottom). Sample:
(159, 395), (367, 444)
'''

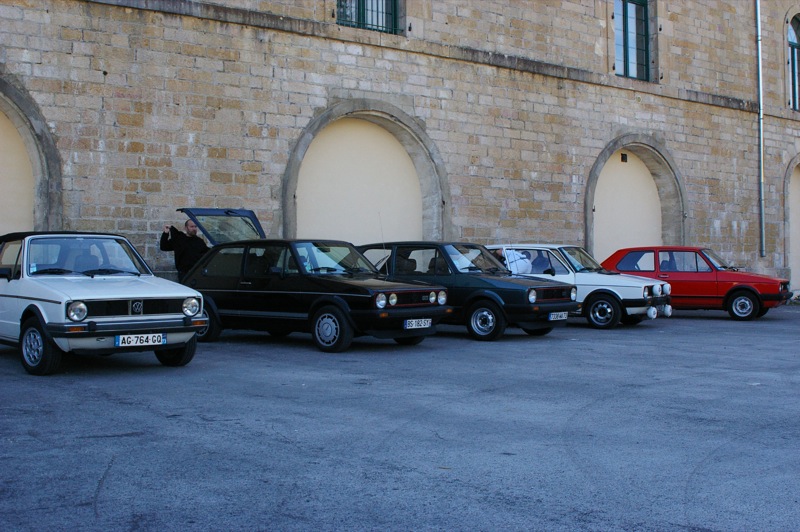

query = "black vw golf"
(179, 209), (450, 352)
(358, 241), (579, 340)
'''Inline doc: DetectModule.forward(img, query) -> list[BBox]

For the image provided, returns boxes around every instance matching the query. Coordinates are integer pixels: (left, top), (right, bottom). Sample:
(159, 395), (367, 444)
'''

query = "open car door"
(178, 208), (266, 246)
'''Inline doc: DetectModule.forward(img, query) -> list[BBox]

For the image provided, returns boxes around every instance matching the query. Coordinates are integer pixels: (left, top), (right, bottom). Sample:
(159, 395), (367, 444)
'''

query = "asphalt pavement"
(1, 306), (799, 531)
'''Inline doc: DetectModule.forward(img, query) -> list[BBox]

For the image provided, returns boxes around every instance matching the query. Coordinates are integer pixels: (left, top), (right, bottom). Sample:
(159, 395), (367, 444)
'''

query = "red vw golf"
(601, 246), (793, 320)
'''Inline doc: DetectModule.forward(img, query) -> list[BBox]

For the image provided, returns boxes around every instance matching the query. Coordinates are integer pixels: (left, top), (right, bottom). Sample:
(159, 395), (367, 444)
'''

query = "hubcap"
(22, 328), (44, 366)
(733, 297), (753, 317)
(315, 313), (340, 346)
(591, 301), (613, 325)
(471, 309), (496, 335)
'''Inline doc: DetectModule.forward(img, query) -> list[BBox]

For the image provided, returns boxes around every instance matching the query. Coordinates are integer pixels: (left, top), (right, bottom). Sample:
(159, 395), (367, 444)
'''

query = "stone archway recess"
(585, 133), (687, 254)
(282, 99), (452, 240)
(0, 75), (62, 231)
(782, 155), (800, 287)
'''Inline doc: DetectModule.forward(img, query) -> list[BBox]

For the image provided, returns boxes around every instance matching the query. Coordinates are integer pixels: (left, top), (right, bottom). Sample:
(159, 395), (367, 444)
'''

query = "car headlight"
(437, 290), (447, 305)
(663, 283), (671, 295)
(528, 289), (537, 304)
(653, 284), (662, 296)
(67, 301), (88, 322)
(570, 287), (577, 301)
(388, 293), (398, 306)
(182, 297), (201, 317)
(376, 293), (387, 309)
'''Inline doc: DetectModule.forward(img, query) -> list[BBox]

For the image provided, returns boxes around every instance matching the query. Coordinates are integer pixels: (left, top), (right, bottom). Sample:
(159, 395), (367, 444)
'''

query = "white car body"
(487, 244), (672, 329)
(0, 232), (208, 374)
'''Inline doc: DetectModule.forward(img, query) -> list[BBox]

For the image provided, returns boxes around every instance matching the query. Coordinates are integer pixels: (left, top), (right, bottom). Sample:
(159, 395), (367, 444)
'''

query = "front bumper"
(506, 301), (580, 329)
(620, 295), (672, 317)
(46, 315), (208, 354)
(349, 305), (453, 339)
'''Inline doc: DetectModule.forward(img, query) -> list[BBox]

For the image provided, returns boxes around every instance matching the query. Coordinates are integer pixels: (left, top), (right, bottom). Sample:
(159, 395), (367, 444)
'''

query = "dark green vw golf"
(358, 242), (579, 341)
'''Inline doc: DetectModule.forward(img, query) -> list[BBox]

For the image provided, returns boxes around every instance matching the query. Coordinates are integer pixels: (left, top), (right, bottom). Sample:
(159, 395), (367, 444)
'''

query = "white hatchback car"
(487, 244), (672, 329)
(0, 232), (208, 375)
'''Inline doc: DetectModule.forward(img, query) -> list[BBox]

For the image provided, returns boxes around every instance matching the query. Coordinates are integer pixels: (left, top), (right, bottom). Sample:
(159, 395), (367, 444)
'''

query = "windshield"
(561, 247), (603, 272)
(27, 236), (150, 276)
(702, 248), (731, 269)
(443, 244), (506, 273)
(292, 242), (378, 275)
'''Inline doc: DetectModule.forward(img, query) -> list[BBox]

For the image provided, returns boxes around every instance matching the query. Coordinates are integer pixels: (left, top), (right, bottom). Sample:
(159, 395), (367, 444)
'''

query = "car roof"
(359, 241), (484, 248)
(486, 243), (581, 249)
(611, 245), (706, 253)
(211, 238), (360, 247)
(0, 231), (123, 243)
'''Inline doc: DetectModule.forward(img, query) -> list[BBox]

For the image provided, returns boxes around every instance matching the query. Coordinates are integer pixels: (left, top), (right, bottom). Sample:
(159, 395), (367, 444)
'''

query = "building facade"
(2, 0), (800, 285)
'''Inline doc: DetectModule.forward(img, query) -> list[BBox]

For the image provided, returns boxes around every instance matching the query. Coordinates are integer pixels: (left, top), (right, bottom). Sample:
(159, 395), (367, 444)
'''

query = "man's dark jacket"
(160, 226), (209, 276)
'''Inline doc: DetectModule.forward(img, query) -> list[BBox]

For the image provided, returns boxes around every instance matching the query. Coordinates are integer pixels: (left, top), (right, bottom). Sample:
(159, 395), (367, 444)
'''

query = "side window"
(790, 16), (800, 111)
(618, 251), (654, 271)
(0, 240), (22, 277)
(337, 0), (402, 35)
(361, 248), (391, 274)
(395, 246), (431, 275)
(544, 251), (570, 275)
(244, 245), (283, 277)
(203, 247), (244, 277)
(614, 0), (651, 81)
(661, 251), (710, 273)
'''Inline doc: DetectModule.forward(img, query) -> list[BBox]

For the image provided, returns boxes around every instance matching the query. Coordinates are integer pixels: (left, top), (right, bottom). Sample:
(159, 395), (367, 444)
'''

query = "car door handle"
(239, 281), (252, 286)
(657, 274), (669, 278)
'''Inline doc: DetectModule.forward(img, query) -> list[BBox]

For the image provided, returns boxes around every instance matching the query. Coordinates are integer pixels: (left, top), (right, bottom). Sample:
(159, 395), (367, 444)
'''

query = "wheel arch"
(310, 296), (356, 325)
(463, 291), (506, 315)
(723, 285), (762, 307)
(582, 289), (623, 315)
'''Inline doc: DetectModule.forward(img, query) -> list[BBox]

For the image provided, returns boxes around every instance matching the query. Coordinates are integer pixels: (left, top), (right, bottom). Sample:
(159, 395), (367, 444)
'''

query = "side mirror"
(0, 267), (13, 280)
(543, 267), (556, 276)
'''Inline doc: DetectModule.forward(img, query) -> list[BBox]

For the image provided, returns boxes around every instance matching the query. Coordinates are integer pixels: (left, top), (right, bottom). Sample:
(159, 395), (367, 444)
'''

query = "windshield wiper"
(32, 268), (75, 275)
(83, 268), (141, 277)
(485, 267), (509, 274)
(309, 266), (344, 273)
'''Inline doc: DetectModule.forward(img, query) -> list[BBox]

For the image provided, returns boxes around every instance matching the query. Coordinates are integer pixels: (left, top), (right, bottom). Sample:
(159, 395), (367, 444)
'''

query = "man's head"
(184, 220), (199, 237)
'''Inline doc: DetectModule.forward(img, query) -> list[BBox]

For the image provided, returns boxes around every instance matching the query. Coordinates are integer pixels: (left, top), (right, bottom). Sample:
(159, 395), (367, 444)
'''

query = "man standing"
(160, 219), (209, 280)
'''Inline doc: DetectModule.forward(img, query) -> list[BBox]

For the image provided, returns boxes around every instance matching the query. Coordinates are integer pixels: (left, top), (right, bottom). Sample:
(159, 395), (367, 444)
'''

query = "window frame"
(336, 0), (404, 35)
(789, 16), (800, 110)
(614, 0), (651, 82)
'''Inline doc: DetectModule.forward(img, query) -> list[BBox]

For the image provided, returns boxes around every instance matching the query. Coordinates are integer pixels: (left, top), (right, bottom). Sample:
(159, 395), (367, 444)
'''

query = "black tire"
(522, 327), (553, 336)
(585, 295), (622, 329)
(757, 307), (769, 318)
(466, 301), (507, 341)
(727, 291), (760, 321)
(394, 336), (425, 346)
(312, 306), (353, 352)
(155, 336), (197, 367)
(197, 307), (221, 343)
(19, 318), (63, 376)
(621, 314), (645, 326)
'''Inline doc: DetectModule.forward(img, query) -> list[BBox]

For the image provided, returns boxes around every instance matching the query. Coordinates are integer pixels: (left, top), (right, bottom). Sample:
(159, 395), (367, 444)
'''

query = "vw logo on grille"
(131, 300), (144, 315)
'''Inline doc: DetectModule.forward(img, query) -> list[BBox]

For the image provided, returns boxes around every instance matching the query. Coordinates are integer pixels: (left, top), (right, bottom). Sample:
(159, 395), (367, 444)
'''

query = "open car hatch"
(177, 208), (266, 245)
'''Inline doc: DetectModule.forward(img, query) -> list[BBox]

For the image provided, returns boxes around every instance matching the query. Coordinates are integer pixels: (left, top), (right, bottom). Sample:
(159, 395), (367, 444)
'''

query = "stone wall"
(1, 0), (799, 276)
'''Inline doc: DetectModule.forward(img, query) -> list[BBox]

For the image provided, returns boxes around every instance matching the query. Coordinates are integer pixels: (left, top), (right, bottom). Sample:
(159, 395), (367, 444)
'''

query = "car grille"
(536, 287), (574, 301)
(84, 299), (186, 317)
(392, 290), (440, 307)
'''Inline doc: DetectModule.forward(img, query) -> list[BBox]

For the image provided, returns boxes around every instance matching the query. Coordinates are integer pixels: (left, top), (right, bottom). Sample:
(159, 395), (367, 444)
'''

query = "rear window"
(617, 251), (654, 272)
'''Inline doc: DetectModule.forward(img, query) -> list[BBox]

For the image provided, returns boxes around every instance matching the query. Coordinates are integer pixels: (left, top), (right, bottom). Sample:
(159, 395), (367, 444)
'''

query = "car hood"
(29, 275), (201, 300)
(574, 270), (663, 287)
(467, 272), (572, 289)
(310, 273), (443, 292)
(716, 270), (788, 285)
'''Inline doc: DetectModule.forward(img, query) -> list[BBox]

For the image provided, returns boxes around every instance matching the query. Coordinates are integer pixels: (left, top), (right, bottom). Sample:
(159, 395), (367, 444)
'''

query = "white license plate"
(548, 312), (568, 321)
(115, 333), (167, 347)
(404, 318), (432, 330)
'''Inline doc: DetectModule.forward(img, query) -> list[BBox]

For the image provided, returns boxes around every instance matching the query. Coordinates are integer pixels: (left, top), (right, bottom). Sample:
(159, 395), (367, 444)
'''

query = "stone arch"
(783, 154), (800, 287)
(282, 99), (451, 240)
(585, 133), (687, 254)
(0, 75), (62, 231)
